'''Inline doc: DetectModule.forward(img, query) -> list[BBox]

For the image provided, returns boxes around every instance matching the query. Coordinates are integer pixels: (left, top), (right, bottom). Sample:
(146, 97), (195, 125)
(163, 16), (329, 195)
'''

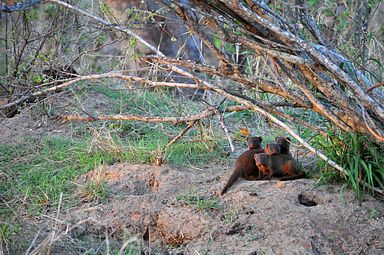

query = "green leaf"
(213, 35), (222, 49)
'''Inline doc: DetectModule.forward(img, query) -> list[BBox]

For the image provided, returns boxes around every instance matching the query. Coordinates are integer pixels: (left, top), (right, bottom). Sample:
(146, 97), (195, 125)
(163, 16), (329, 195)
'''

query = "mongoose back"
(275, 136), (292, 156)
(221, 136), (263, 195)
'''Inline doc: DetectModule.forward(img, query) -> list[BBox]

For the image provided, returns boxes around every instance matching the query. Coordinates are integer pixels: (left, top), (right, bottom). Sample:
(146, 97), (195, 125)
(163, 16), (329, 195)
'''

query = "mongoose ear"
(286, 137), (291, 142)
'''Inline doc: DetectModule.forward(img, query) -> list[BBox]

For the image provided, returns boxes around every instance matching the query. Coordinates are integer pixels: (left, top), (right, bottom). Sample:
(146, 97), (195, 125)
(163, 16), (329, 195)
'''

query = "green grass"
(176, 189), (222, 211)
(0, 130), (227, 252)
(0, 84), (230, 219)
(89, 85), (201, 116)
(313, 130), (384, 199)
(0, 132), (227, 213)
(0, 137), (114, 212)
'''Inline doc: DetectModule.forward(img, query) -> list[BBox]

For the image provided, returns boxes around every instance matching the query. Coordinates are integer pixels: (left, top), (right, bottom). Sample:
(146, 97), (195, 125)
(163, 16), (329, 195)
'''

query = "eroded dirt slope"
(55, 163), (384, 255)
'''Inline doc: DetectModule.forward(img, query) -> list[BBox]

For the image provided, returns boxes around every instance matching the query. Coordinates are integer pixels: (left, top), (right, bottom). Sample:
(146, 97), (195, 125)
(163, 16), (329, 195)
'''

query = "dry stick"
(24, 230), (41, 255)
(119, 236), (139, 255)
(366, 81), (384, 93)
(63, 106), (216, 124)
(45, 0), (382, 194)
(62, 105), (248, 123)
(28, 218), (94, 255)
(360, 103), (384, 142)
(0, 73), (210, 110)
(105, 229), (110, 255)
(218, 112), (235, 152)
(166, 120), (198, 148)
(48, 192), (63, 254)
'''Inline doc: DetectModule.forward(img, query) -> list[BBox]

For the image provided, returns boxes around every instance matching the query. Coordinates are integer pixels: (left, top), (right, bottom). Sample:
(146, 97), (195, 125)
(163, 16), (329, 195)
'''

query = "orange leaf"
(239, 128), (251, 137)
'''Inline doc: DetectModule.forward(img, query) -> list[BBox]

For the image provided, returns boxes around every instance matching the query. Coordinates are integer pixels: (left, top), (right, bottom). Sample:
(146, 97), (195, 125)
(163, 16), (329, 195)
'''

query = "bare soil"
(55, 163), (383, 255)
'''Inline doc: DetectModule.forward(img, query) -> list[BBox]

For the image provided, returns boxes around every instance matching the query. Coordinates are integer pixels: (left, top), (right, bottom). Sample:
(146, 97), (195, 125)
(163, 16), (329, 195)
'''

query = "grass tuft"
(314, 130), (384, 199)
(176, 189), (222, 211)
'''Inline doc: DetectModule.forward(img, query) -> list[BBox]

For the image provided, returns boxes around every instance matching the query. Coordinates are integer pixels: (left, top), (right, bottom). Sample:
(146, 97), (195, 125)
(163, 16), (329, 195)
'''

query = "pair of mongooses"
(255, 137), (306, 181)
(221, 136), (305, 195)
(220, 136), (264, 195)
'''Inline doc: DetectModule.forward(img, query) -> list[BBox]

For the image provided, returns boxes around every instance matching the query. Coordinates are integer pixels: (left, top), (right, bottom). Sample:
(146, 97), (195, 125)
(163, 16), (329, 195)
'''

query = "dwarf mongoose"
(221, 136), (264, 195)
(254, 143), (305, 181)
(274, 136), (292, 156)
(264, 143), (280, 155)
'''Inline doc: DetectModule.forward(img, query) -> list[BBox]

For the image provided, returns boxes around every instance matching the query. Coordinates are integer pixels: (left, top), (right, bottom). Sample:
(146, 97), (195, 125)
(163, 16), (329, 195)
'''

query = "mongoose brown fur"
(255, 141), (306, 181)
(264, 143), (280, 155)
(274, 136), (292, 156)
(221, 136), (264, 195)
(254, 153), (306, 180)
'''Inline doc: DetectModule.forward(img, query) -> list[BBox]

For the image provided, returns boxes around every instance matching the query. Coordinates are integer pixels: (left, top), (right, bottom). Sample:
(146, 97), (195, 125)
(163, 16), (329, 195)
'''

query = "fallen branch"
(0, 72), (212, 110)
(166, 120), (198, 148)
(61, 105), (248, 124)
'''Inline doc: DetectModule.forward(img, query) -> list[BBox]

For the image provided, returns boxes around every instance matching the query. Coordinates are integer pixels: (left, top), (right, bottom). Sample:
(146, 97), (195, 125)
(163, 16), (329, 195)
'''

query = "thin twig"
(366, 81), (384, 93)
(118, 236), (139, 255)
(218, 112), (235, 152)
(166, 120), (198, 148)
(61, 105), (250, 124)
(47, 192), (63, 254)
(24, 230), (41, 255)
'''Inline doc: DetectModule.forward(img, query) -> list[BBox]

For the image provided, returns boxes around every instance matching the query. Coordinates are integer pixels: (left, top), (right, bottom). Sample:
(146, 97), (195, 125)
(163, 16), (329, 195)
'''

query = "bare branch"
(61, 105), (248, 124)
(166, 120), (198, 148)
(366, 81), (384, 93)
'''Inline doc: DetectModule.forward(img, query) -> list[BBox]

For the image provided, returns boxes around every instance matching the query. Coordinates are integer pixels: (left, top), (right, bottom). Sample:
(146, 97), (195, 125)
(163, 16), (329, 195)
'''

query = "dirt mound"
(52, 163), (384, 254)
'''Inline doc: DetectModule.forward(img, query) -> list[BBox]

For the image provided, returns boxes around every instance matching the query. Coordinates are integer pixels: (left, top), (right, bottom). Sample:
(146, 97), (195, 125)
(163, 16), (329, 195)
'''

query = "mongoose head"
(275, 136), (290, 149)
(265, 143), (280, 155)
(254, 153), (269, 165)
(247, 136), (263, 149)
(254, 153), (272, 179)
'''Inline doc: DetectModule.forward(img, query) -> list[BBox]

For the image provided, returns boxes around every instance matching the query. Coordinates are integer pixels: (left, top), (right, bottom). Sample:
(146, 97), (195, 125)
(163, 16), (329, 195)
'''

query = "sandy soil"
(45, 163), (384, 255)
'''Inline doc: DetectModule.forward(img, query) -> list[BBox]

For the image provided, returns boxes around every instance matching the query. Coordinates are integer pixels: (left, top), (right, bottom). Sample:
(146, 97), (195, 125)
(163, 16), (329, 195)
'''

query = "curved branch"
(144, 56), (312, 108)
(0, 73), (212, 110)
(366, 82), (384, 93)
